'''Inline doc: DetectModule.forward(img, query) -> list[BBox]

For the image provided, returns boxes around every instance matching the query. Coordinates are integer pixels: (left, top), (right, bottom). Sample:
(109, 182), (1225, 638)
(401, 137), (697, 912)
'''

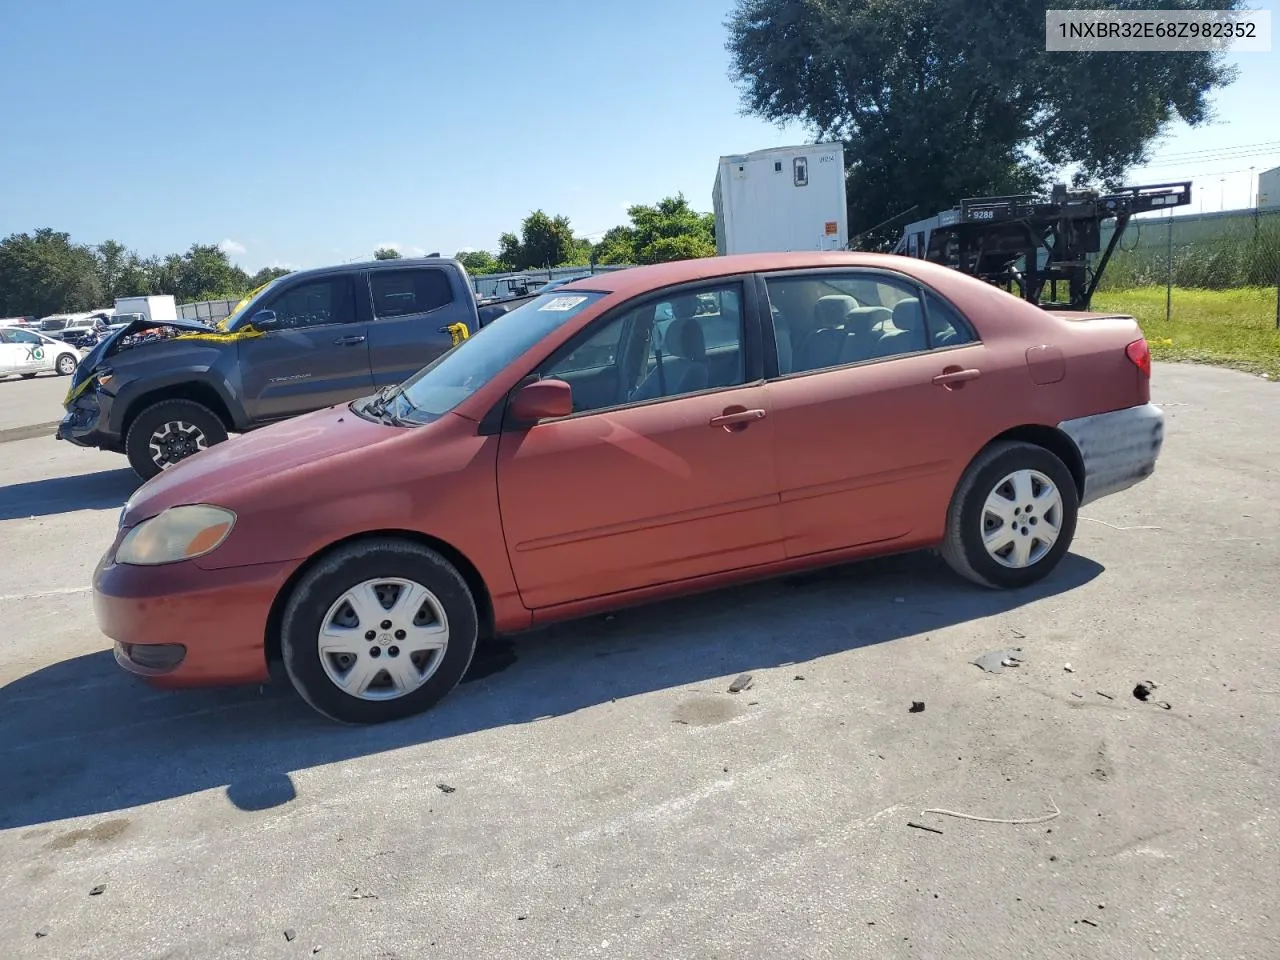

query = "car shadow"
(0, 550), (1104, 829)
(0, 469), (139, 521)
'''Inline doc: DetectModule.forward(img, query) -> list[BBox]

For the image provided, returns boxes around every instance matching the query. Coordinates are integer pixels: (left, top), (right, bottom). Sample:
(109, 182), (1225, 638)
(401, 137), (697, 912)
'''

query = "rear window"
(370, 268), (455, 318)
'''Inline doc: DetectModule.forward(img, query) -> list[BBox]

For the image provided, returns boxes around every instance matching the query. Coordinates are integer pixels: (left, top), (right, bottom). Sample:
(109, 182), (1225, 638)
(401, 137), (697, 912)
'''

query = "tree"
(726, 0), (1243, 246)
(498, 210), (579, 270)
(0, 228), (103, 316)
(249, 266), (293, 287)
(170, 244), (251, 301)
(373, 247), (402, 260)
(456, 249), (503, 275)
(596, 194), (716, 265)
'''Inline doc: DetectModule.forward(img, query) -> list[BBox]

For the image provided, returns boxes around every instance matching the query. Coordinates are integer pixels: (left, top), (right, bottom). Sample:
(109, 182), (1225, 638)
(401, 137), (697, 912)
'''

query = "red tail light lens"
(1126, 338), (1151, 378)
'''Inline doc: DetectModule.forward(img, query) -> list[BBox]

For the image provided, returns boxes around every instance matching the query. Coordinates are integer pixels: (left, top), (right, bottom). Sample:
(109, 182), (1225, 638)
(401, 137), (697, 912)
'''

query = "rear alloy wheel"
(280, 538), (479, 724)
(56, 353), (78, 376)
(940, 441), (1079, 589)
(124, 399), (229, 481)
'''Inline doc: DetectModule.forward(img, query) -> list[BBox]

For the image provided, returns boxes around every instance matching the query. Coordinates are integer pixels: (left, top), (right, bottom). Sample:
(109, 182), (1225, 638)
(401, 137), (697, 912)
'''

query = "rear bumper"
(1058, 402), (1164, 507)
(94, 549), (296, 689)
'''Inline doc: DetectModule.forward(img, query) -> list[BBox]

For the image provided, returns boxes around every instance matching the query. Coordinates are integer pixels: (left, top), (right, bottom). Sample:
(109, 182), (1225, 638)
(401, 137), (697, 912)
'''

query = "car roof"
(551, 252), (981, 295)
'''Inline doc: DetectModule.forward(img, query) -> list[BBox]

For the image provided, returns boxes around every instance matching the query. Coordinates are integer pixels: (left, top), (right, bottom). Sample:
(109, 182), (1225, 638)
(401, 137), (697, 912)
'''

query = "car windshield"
(388, 290), (606, 424)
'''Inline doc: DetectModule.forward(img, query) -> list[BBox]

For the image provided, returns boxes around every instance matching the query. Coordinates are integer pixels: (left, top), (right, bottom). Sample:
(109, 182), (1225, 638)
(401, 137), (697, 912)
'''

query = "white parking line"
(0, 585), (92, 602)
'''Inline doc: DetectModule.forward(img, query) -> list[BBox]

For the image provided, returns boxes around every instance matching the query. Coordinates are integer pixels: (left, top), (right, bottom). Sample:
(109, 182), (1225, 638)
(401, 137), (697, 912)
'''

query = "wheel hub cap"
(318, 578), (450, 701)
(981, 468), (1063, 569)
(149, 420), (208, 469)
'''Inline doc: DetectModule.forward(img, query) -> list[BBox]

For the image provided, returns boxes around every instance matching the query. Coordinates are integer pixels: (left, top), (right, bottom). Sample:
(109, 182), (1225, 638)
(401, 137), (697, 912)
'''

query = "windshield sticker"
(538, 295), (588, 312)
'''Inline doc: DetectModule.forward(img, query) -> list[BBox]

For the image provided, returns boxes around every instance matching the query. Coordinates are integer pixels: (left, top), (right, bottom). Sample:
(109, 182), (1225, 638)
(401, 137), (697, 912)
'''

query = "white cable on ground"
(923, 797), (1061, 825)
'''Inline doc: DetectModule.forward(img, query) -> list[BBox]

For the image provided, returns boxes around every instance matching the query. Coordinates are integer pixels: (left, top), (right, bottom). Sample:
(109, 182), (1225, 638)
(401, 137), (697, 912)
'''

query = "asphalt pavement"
(0, 371), (73, 441)
(0, 362), (1276, 960)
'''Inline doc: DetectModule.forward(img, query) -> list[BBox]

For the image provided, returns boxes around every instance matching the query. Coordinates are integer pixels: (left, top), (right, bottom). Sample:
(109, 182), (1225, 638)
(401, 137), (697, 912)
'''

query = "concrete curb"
(0, 421), (60, 445)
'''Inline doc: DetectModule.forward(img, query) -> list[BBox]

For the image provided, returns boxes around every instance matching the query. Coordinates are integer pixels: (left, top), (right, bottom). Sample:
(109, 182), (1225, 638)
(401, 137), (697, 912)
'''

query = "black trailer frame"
(893, 181), (1192, 310)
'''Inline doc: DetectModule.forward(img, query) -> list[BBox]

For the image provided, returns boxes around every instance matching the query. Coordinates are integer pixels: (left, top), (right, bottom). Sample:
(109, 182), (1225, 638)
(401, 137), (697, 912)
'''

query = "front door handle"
(932, 367), (981, 386)
(709, 408), (766, 430)
(333, 335), (366, 346)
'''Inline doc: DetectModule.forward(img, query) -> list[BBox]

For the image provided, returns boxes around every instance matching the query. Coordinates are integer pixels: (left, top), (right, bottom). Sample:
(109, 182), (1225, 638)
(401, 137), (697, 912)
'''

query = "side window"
(923, 291), (977, 347)
(539, 281), (746, 414)
(10, 329), (41, 345)
(261, 277), (356, 330)
(0, 330), (11, 343)
(765, 271), (931, 374)
(369, 268), (455, 319)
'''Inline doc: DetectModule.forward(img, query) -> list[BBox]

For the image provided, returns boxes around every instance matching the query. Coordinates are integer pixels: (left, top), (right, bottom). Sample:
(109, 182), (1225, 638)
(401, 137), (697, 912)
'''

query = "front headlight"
(116, 504), (237, 566)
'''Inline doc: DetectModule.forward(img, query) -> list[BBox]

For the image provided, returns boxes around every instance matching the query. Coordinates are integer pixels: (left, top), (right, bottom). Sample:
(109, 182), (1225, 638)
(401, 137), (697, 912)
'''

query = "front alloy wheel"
(280, 538), (479, 723)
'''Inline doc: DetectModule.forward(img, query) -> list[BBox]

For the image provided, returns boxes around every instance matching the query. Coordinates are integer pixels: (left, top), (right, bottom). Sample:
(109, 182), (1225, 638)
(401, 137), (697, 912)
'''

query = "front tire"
(56, 352), (78, 376)
(280, 538), (479, 724)
(940, 441), (1079, 589)
(124, 399), (229, 481)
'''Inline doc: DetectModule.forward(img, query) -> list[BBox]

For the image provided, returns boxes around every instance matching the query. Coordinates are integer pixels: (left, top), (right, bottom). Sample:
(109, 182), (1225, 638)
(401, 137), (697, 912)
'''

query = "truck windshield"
(217, 277), (285, 332)
(390, 290), (606, 424)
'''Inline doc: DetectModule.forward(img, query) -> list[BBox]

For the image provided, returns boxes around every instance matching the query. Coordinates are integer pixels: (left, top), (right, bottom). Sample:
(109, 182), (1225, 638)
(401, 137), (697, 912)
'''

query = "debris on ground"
(284, 929), (297, 942)
(436, 783), (456, 794)
(88, 884), (106, 896)
(34, 931), (47, 939)
(907, 821), (944, 835)
(909, 701), (926, 713)
(921, 796), (1061, 825)
(1133, 681), (1158, 702)
(1078, 918), (1099, 928)
(728, 673), (754, 693)
(347, 888), (378, 900)
(1096, 691), (1115, 700)
(971, 648), (1025, 673)
(1064, 664), (1075, 673)
(1071, 692), (1084, 698)
(793, 675), (805, 681)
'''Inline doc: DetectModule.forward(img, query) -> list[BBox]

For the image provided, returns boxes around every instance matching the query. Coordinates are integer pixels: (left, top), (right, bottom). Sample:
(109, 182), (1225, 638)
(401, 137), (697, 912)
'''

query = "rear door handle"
(709, 408), (766, 428)
(333, 335), (366, 346)
(932, 368), (981, 386)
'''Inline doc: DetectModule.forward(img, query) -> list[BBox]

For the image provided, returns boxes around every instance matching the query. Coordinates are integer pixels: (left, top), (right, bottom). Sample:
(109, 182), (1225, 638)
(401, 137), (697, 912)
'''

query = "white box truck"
(113, 294), (178, 325)
(713, 143), (848, 256)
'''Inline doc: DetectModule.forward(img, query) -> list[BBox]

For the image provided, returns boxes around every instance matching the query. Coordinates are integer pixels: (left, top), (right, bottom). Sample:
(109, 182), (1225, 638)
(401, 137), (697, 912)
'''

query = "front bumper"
(57, 391), (122, 451)
(1058, 402), (1164, 507)
(93, 548), (297, 689)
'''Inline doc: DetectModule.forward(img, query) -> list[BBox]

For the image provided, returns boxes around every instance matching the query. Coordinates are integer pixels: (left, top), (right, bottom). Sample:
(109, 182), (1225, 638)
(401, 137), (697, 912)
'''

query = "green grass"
(1092, 286), (1280, 379)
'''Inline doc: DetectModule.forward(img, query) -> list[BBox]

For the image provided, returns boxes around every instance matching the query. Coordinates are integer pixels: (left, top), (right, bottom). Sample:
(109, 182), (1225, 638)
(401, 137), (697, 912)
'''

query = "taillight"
(1126, 338), (1151, 378)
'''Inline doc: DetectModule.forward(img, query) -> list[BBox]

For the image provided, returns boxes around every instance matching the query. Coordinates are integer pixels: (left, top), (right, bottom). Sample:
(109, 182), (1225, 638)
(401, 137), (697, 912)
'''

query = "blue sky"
(0, 0), (1276, 272)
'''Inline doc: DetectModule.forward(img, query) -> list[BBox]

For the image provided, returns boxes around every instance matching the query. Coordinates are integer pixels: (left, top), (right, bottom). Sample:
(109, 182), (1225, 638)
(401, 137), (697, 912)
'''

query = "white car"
(0, 325), (81, 379)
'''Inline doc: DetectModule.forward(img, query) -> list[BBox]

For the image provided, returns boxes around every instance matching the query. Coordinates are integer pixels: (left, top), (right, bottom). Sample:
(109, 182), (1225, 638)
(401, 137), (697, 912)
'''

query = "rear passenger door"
(759, 268), (990, 558)
(365, 266), (462, 388)
(236, 273), (374, 422)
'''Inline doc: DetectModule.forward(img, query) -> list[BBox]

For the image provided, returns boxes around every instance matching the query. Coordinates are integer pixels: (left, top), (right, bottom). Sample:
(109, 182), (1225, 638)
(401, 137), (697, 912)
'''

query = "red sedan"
(94, 252), (1163, 723)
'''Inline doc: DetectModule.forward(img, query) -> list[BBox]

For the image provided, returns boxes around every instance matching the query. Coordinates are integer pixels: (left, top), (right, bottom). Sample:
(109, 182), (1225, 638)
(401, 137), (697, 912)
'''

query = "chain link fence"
(1097, 208), (1280, 328)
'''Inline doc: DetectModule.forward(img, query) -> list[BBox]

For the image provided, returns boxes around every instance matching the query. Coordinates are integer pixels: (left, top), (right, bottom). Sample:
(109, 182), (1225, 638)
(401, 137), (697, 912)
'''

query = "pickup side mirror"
(509, 379), (572, 424)
(249, 309), (279, 330)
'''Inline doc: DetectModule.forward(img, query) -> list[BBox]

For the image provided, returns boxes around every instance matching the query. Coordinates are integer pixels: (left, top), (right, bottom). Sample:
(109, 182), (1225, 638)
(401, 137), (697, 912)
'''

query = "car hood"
(121, 403), (397, 524)
(69, 316), (216, 394)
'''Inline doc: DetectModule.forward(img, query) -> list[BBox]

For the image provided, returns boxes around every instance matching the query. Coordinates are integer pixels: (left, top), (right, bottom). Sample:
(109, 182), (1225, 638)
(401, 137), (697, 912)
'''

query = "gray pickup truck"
(58, 257), (531, 479)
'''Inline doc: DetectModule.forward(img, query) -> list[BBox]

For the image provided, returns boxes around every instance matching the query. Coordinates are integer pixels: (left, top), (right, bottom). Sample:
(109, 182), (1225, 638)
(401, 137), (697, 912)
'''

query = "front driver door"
(495, 278), (784, 610)
(236, 273), (374, 422)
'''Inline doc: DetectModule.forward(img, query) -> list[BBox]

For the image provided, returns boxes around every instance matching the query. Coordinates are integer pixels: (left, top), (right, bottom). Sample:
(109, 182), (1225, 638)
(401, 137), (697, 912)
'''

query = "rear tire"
(125, 399), (228, 481)
(940, 441), (1078, 589)
(280, 538), (479, 724)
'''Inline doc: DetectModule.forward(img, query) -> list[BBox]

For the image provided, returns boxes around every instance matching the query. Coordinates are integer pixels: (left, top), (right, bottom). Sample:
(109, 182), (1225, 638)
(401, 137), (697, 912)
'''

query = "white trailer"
(712, 143), (848, 256)
(113, 294), (178, 324)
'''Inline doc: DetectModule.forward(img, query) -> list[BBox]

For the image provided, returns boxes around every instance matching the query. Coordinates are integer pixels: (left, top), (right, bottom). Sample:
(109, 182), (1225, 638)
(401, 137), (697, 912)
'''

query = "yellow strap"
(447, 322), (470, 346)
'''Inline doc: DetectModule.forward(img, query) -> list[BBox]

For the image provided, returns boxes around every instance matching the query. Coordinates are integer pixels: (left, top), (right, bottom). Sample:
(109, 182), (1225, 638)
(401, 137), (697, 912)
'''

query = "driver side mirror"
(249, 309), (279, 331)
(509, 378), (572, 424)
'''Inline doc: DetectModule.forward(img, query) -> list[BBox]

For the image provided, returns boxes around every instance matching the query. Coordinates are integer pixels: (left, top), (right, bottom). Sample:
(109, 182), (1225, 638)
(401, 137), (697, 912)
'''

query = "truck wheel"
(56, 352), (78, 376)
(939, 441), (1079, 589)
(280, 538), (479, 724)
(125, 399), (229, 481)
